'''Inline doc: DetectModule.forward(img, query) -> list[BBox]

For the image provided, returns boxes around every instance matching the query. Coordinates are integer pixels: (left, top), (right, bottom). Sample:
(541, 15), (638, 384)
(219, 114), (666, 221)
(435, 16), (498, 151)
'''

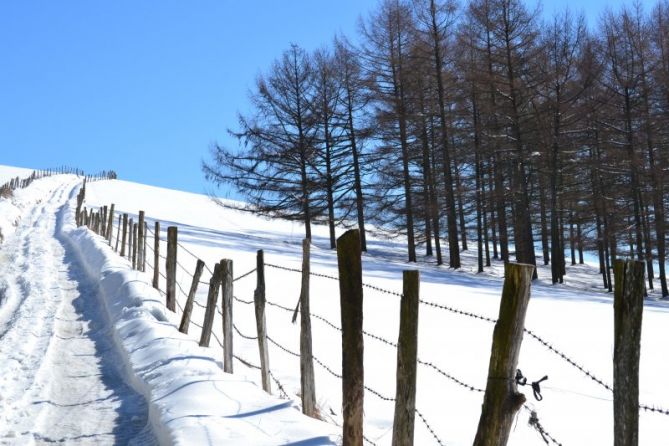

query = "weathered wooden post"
(153, 221), (160, 289)
(142, 222), (147, 272)
(128, 217), (134, 260)
(199, 262), (222, 347)
(107, 204), (115, 243)
(115, 215), (121, 252)
(166, 226), (177, 312)
(179, 259), (205, 334)
(221, 259), (234, 374)
(613, 259), (645, 446)
(120, 213), (128, 256)
(473, 262), (535, 446)
(132, 223), (138, 270)
(391, 270), (420, 446)
(101, 205), (107, 236)
(138, 211), (145, 271)
(337, 229), (364, 446)
(254, 250), (271, 393)
(299, 239), (317, 417)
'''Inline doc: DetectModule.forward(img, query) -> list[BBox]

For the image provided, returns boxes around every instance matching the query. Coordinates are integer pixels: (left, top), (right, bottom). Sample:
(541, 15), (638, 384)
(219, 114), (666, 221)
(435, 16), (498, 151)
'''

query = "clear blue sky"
(0, 0), (644, 195)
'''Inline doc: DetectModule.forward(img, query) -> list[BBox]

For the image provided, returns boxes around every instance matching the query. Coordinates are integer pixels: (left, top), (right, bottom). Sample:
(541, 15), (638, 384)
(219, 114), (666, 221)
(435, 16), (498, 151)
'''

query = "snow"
(0, 165), (34, 185)
(82, 177), (669, 445)
(1, 167), (668, 445)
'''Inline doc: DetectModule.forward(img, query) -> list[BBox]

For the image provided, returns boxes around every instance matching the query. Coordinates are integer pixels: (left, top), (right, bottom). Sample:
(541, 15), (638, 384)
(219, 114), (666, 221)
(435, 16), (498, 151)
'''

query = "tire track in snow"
(0, 178), (155, 445)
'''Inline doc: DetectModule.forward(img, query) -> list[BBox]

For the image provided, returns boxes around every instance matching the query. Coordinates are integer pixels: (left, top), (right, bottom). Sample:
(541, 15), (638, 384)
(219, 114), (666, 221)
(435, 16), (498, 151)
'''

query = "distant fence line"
(77, 182), (669, 446)
(0, 166), (116, 199)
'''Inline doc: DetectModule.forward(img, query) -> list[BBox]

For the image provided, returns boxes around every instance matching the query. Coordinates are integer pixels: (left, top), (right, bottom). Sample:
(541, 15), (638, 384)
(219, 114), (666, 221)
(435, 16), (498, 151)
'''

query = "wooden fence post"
(101, 205), (107, 236)
(166, 226), (177, 312)
(153, 222), (160, 289)
(115, 214), (121, 252)
(613, 259), (645, 446)
(128, 218), (134, 260)
(392, 270), (420, 446)
(221, 259), (234, 373)
(121, 213), (128, 256)
(473, 262), (535, 446)
(299, 239), (316, 417)
(142, 222), (147, 272)
(138, 211), (145, 271)
(179, 259), (205, 334)
(337, 229), (364, 446)
(132, 223), (138, 270)
(199, 262), (222, 347)
(254, 250), (271, 393)
(107, 204), (114, 243)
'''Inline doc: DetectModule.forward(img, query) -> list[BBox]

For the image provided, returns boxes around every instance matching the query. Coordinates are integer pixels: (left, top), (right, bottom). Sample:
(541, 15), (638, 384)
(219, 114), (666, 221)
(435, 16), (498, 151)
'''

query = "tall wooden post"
(200, 263), (222, 347)
(392, 270), (420, 446)
(474, 262), (535, 446)
(115, 214), (121, 251)
(138, 211), (145, 271)
(106, 204), (114, 242)
(337, 229), (364, 446)
(254, 250), (271, 393)
(120, 214), (127, 254)
(221, 259), (234, 374)
(153, 222), (160, 289)
(179, 259), (205, 334)
(299, 239), (316, 417)
(166, 226), (177, 312)
(613, 259), (645, 446)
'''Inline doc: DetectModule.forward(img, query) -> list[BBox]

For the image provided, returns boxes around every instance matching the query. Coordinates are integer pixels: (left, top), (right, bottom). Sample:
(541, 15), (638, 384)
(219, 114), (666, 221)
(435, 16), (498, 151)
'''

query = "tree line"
(204, 0), (669, 295)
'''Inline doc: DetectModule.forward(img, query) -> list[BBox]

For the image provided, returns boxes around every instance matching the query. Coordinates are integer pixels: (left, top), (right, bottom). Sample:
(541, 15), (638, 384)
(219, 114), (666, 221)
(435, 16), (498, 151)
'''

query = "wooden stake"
(474, 262), (535, 446)
(613, 259), (645, 446)
(179, 259), (205, 334)
(254, 250), (271, 393)
(166, 226), (177, 312)
(337, 229), (364, 446)
(221, 259), (233, 373)
(299, 239), (316, 417)
(199, 263), (222, 347)
(391, 270), (420, 446)
(132, 223), (138, 269)
(120, 213), (128, 257)
(153, 222), (160, 289)
(115, 214), (121, 251)
(138, 210), (145, 271)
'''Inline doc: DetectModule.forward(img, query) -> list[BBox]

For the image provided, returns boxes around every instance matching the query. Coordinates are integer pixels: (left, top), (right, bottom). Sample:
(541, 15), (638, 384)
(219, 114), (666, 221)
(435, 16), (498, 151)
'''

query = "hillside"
(0, 169), (667, 445)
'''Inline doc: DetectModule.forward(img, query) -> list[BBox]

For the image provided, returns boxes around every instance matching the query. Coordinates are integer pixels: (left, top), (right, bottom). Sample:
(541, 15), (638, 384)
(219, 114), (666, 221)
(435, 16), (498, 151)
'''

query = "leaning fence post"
(121, 213), (128, 257)
(221, 259), (234, 373)
(166, 226), (177, 312)
(200, 262), (222, 347)
(254, 250), (271, 393)
(392, 270), (420, 446)
(337, 229), (364, 446)
(613, 259), (645, 446)
(153, 222), (160, 289)
(179, 259), (205, 334)
(473, 262), (535, 446)
(298, 238), (317, 417)
(138, 211), (145, 271)
(106, 204), (114, 243)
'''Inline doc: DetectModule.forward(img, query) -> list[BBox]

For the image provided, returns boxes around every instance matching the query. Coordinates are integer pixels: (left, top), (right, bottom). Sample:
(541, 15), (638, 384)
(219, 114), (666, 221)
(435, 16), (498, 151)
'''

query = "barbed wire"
(524, 405), (562, 445)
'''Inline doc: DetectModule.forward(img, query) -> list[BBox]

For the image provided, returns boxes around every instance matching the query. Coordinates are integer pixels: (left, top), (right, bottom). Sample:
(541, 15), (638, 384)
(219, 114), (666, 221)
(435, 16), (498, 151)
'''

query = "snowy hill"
(1, 168), (668, 445)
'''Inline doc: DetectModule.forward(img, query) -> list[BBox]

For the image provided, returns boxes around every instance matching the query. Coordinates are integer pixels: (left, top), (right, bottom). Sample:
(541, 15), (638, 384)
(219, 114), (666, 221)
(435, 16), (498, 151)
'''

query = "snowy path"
(0, 179), (154, 445)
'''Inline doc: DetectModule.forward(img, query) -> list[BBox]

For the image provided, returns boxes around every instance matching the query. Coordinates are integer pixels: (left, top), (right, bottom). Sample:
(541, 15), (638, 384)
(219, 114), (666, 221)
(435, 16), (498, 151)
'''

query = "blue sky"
(0, 0), (640, 195)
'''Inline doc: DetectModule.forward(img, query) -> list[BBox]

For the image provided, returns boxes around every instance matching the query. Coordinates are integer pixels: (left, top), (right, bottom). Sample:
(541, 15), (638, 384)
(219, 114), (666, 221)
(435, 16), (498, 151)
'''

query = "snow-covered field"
(1, 168), (668, 445)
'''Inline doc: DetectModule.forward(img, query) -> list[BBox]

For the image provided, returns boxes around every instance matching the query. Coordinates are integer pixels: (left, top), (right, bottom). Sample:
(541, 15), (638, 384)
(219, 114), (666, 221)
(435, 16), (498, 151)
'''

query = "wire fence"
(83, 202), (669, 445)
